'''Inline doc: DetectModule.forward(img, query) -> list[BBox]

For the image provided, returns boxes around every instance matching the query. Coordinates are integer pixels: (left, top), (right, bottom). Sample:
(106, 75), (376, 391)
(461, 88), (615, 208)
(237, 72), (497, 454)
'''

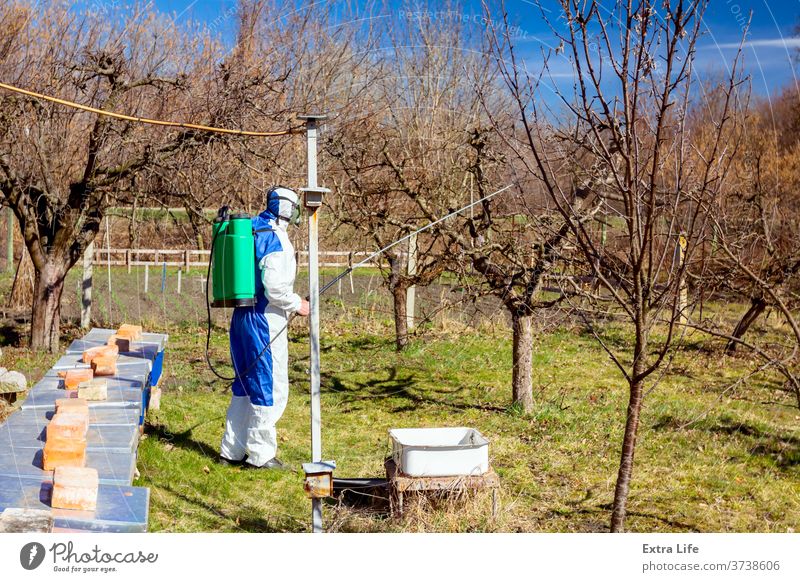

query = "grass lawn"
(135, 317), (798, 532)
(1, 267), (798, 532)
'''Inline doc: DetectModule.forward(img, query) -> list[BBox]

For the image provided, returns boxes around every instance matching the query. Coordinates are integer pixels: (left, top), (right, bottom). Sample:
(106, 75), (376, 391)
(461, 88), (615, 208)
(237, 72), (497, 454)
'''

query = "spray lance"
(203, 183), (515, 382)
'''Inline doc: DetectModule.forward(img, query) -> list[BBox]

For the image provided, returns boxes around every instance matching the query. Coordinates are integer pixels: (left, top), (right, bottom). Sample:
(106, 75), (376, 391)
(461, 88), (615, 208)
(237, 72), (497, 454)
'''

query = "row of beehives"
(0, 326), (168, 533)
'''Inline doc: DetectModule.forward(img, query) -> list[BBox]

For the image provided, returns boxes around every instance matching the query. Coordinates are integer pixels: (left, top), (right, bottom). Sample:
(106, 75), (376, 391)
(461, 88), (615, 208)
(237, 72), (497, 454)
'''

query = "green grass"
(131, 317), (799, 532)
(0, 266), (797, 532)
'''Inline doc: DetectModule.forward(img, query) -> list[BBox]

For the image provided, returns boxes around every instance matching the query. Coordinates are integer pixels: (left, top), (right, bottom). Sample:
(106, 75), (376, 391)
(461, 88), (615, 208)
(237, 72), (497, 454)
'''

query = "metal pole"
(81, 242), (94, 329)
(299, 114), (329, 533)
(406, 232), (417, 331)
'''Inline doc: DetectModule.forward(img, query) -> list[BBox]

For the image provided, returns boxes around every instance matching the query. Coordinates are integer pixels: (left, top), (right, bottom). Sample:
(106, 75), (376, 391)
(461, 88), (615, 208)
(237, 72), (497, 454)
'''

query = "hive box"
(116, 324), (142, 341)
(91, 356), (117, 377)
(106, 335), (131, 352)
(51, 466), (99, 511)
(77, 378), (108, 401)
(82, 344), (119, 365)
(62, 369), (93, 390)
(55, 398), (89, 416)
(47, 412), (89, 440)
(43, 437), (87, 470)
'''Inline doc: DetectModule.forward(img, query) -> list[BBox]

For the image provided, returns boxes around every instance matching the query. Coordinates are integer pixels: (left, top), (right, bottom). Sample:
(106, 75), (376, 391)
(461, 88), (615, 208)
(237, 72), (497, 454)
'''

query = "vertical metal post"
(299, 114), (329, 534)
(81, 241), (94, 329)
(406, 232), (417, 331)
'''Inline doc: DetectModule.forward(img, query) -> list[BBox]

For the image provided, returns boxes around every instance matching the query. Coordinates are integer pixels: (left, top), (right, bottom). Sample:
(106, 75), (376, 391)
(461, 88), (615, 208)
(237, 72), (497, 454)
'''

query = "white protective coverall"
(220, 188), (302, 467)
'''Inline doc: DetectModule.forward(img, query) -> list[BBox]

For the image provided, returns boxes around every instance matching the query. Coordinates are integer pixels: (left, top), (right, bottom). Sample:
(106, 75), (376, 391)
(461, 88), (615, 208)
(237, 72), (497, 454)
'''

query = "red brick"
(91, 355), (117, 376)
(116, 324), (143, 341)
(82, 344), (119, 364)
(47, 412), (89, 440)
(43, 437), (86, 470)
(62, 369), (93, 390)
(51, 466), (99, 511)
(106, 335), (131, 351)
(55, 398), (89, 415)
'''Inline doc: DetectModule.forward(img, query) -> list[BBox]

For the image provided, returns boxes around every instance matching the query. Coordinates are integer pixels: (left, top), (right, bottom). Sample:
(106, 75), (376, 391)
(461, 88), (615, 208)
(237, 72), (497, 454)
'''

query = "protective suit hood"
(265, 187), (300, 230)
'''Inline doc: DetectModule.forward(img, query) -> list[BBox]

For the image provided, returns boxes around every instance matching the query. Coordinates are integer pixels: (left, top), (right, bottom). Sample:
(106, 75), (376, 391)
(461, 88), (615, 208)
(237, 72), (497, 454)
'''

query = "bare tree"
(483, 0), (745, 530)
(326, 8), (486, 351)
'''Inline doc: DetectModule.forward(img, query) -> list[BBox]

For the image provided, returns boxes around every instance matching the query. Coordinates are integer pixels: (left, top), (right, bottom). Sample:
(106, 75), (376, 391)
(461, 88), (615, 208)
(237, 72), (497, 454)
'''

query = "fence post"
(81, 241), (93, 329)
(177, 269), (182, 295)
(348, 252), (355, 293)
(144, 264), (149, 293)
(677, 233), (687, 325)
(184, 249), (190, 270)
(406, 232), (417, 331)
(161, 263), (166, 293)
(126, 249), (131, 274)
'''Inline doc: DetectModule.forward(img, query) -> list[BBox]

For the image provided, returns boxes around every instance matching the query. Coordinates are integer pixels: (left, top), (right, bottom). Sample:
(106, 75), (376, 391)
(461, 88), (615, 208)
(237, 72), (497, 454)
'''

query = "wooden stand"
(384, 458), (500, 518)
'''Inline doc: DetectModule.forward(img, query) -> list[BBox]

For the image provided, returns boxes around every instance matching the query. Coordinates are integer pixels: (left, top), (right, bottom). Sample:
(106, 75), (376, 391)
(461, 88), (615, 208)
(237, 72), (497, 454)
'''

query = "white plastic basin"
(389, 427), (489, 477)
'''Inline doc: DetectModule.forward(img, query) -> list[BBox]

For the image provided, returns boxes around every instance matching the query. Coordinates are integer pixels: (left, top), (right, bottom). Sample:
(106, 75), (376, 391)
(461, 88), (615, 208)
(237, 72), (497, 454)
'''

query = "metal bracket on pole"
(300, 113), (333, 533)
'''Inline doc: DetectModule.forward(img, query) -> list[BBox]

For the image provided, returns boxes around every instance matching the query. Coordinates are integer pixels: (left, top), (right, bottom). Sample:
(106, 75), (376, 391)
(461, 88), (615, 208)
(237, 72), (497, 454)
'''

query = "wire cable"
(0, 81), (303, 137)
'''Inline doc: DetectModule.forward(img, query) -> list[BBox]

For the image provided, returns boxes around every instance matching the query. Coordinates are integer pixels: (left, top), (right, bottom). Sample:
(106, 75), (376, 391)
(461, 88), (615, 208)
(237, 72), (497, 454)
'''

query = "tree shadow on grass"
(322, 366), (506, 414)
(563, 505), (697, 532)
(653, 415), (800, 469)
(147, 420), (221, 463)
(152, 481), (305, 532)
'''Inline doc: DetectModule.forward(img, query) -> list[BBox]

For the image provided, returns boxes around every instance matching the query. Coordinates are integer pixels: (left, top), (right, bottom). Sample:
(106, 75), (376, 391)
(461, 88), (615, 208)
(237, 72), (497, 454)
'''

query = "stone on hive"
(62, 368), (93, 390)
(51, 466), (99, 511)
(82, 344), (119, 364)
(91, 355), (117, 376)
(0, 508), (53, 533)
(47, 411), (89, 440)
(106, 335), (131, 352)
(116, 324), (142, 341)
(55, 397), (89, 415)
(43, 436), (87, 470)
(77, 378), (108, 401)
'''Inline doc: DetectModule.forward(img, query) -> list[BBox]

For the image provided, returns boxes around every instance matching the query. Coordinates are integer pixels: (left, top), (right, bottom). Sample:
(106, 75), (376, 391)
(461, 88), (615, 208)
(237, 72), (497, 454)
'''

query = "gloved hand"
(297, 299), (310, 316)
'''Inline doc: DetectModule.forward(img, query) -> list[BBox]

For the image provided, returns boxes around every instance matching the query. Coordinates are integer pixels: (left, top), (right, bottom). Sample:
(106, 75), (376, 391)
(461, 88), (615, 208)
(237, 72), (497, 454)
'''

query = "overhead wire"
(0, 81), (303, 137)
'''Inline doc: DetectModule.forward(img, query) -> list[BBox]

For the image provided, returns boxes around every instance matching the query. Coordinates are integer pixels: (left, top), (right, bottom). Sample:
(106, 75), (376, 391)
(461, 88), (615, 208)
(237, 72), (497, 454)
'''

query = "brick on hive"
(77, 378), (108, 401)
(82, 344), (119, 364)
(61, 368), (93, 390)
(51, 466), (99, 511)
(91, 355), (117, 376)
(43, 436), (87, 470)
(106, 335), (131, 352)
(116, 324), (142, 341)
(47, 411), (89, 440)
(55, 397), (89, 415)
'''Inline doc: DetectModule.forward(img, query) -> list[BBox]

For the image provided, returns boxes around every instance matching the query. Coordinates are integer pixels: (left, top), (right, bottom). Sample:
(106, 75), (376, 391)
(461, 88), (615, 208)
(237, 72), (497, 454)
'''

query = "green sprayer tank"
(211, 208), (256, 308)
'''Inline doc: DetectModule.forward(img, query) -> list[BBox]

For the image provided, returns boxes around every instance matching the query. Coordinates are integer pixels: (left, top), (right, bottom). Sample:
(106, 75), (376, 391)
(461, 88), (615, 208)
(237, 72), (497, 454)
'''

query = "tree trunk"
(511, 310), (534, 413)
(30, 260), (67, 352)
(610, 378), (644, 532)
(725, 297), (767, 354)
(391, 283), (409, 351)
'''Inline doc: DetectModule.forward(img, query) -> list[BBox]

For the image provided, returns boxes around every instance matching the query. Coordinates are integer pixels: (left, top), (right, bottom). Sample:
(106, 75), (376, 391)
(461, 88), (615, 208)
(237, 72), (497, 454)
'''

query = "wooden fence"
(92, 248), (382, 269)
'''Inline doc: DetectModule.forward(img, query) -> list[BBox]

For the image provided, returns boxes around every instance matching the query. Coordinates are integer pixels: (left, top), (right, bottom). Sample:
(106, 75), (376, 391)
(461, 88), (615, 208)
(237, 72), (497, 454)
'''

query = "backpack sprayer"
(209, 207), (257, 308)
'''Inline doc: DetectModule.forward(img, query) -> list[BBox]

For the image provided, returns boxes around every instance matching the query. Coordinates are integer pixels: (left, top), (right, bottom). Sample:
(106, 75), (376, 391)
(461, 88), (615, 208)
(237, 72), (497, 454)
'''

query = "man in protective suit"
(219, 187), (309, 469)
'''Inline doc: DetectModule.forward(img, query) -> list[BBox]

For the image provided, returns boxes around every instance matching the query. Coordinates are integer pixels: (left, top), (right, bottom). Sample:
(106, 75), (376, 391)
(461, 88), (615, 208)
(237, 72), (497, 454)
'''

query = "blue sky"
(148, 0), (800, 96)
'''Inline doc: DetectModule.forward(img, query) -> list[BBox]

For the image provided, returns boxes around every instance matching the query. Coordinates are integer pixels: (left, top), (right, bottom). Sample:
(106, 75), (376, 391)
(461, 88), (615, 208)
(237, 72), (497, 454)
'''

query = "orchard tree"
(483, 0), (745, 530)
